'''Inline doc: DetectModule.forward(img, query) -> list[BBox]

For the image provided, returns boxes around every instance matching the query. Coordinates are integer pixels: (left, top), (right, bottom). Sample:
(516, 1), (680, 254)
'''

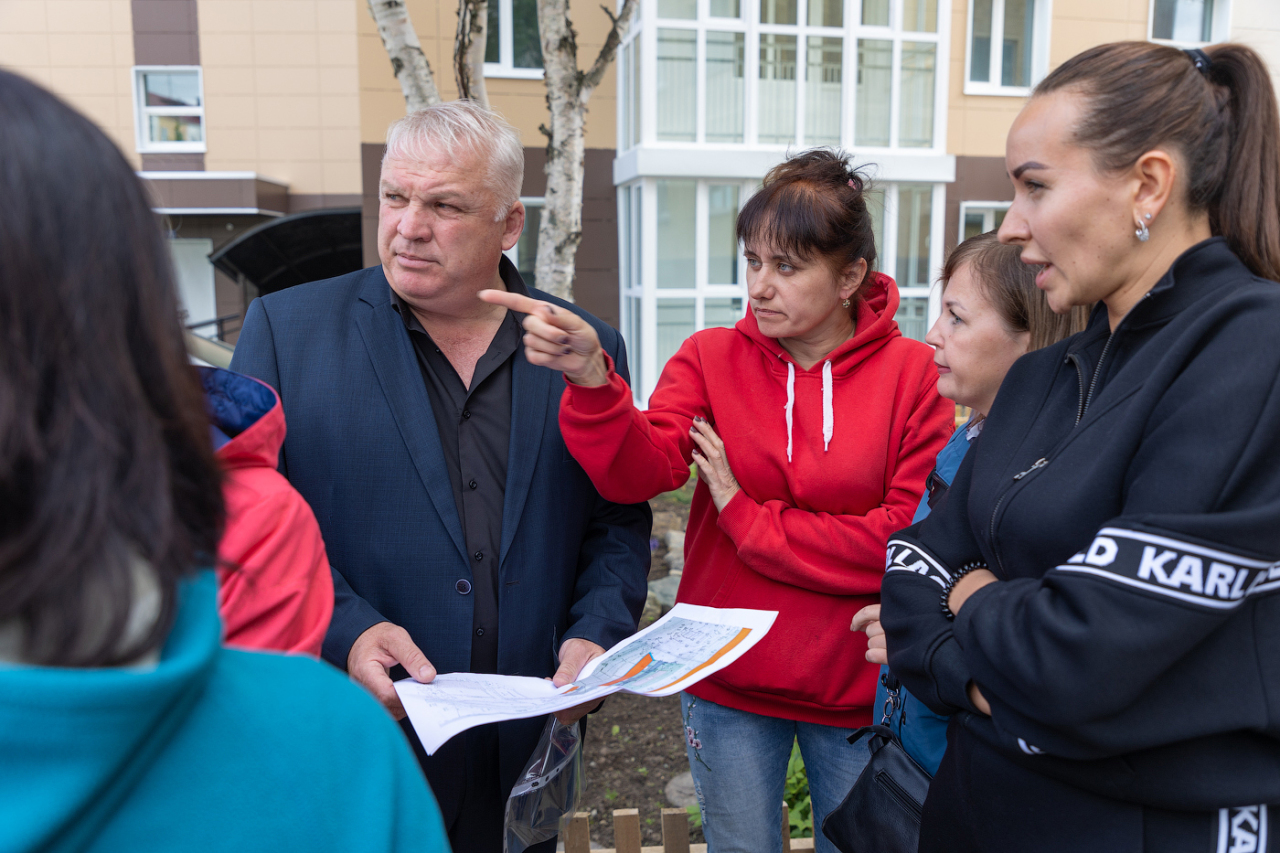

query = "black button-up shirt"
(390, 258), (528, 674)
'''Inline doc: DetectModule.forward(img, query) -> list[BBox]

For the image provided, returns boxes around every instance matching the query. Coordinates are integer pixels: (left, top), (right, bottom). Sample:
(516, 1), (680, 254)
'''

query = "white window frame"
(630, 0), (949, 152)
(963, 0), (1051, 97)
(484, 0), (545, 79)
(958, 200), (1011, 241)
(132, 66), (206, 153)
(1147, 0), (1231, 46)
(620, 176), (946, 404)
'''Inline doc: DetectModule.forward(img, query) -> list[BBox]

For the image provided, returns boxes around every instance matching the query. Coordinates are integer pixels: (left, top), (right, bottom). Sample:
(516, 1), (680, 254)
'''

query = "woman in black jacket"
(879, 41), (1280, 853)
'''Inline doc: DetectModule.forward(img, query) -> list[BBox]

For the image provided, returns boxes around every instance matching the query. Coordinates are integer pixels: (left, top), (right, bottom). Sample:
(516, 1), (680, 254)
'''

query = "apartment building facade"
(2, 0), (1278, 377)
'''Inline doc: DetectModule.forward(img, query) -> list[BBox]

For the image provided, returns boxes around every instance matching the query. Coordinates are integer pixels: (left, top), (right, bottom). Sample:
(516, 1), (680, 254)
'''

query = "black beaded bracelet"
(940, 561), (989, 620)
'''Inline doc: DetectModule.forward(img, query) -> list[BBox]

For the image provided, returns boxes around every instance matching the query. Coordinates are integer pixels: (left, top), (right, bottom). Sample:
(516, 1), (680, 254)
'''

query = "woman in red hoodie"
(483, 150), (952, 852)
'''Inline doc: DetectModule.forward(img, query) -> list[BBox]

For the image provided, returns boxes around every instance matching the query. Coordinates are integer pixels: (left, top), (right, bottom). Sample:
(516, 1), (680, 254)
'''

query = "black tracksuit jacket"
(881, 238), (1280, 825)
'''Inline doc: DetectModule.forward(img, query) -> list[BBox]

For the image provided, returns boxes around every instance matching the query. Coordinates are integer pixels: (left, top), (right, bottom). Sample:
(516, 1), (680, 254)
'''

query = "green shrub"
(785, 741), (813, 838)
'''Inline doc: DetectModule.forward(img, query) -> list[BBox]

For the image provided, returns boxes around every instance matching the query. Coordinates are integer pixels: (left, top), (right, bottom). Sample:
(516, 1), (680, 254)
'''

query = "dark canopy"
(209, 207), (364, 296)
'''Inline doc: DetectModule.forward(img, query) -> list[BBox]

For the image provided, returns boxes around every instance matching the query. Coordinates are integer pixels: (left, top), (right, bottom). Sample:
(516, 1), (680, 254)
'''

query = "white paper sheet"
(395, 603), (777, 755)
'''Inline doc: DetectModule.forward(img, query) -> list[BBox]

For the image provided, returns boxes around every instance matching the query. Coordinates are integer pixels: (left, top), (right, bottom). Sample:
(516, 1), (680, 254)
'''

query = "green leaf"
(611, 724), (620, 736)
(686, 803), (703, 828)
(637, 767), (648, 776)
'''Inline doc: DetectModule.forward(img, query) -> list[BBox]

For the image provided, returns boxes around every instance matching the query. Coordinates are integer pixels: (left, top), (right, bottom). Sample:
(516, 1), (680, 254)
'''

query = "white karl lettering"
(1166, 555), (1205, 593)
(1138, 547), (1177, 585)
(1084, 537), (1119, 567)
(1230, 566), (1253, 600)
(1228, 805), (1261, 853)
(1206, 562), (1236, 600)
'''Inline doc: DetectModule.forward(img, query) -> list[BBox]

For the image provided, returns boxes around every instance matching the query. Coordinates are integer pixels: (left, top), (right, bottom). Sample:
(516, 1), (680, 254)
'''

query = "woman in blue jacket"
(852, 231), (1086, 774)
(0, 69), (449, 853)
(879, 42), (1280, 852)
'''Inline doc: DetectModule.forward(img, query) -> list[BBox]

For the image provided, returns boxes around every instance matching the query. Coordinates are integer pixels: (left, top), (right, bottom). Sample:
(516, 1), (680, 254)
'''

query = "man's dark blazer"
(229, 263), (651, 818)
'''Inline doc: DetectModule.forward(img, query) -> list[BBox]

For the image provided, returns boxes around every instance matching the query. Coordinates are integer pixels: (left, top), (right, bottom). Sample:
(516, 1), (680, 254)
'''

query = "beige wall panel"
(946, 0), (1147, 157)
(201, 0), (362, 195)
(320, 64), (360, 94)
(322, 93), (361, 125)
(258, 127), (323, 159)
(0, 0), (139, 168)
(201, 32), (255, 64)
(251, 0), (320, 31)
(211, 126), (259, 160)
(48, 0), (116, 31)
(198, 0), (252, 31)
(1232, 0), (1280, 97)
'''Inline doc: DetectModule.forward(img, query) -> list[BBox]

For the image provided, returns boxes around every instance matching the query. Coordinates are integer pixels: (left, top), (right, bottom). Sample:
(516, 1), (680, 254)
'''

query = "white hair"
(383, 101), (524, 221)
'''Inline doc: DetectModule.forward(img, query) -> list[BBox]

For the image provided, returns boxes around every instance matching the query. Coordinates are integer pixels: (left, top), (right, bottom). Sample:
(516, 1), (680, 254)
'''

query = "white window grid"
(620, 176), (945, 404)
(620, 0), (948, 152)
(485, 0), (545, 79)
(962, 0), (1051, 97)
(1146, 0), (1231, 47)
(132, 66), (206, 154)
(958, 200), (1011, 241)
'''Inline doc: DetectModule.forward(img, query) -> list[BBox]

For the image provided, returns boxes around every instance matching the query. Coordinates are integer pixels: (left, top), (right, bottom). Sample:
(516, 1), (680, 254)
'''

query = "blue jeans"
(680, 693), (870, 853)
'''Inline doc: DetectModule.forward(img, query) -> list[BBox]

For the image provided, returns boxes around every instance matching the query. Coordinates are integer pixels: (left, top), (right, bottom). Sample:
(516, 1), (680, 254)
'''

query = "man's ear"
(501, 200), (526, 251)
(840, 257), (869, 301)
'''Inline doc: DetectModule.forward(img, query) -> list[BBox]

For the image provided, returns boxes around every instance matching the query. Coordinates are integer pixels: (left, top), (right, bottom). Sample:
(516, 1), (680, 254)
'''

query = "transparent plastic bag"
(503, 716), (584, 853)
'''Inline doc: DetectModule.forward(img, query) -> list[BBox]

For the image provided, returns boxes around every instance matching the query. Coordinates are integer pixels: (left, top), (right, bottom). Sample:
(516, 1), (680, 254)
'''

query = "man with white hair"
(230, 101), (651, 851)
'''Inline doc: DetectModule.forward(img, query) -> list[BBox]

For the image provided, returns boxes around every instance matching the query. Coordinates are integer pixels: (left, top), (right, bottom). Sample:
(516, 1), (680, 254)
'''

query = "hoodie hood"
(199, 366), (285, 470)
(736, 270), (905, 461)
(0, 572), (221, 853)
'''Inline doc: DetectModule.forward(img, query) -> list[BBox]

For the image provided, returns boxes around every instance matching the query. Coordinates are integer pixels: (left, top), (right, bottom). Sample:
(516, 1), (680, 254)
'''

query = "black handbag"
(821, 672), (934, 853)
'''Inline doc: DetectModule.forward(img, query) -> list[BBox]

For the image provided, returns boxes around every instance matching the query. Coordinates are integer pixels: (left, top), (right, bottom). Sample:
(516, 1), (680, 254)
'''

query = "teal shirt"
(0, 572), (449, 853)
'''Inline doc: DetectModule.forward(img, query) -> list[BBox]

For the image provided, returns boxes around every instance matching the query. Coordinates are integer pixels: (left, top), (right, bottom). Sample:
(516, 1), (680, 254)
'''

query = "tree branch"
(454, 0), (490, 107)
(367, 0), (442, 111)
(582, 0), (637, 92)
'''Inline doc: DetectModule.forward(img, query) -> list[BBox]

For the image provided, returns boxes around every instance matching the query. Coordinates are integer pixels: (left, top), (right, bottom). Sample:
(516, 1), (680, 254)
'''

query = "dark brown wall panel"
(131, 0), (200, 66)
(945, 156), (1015, 254)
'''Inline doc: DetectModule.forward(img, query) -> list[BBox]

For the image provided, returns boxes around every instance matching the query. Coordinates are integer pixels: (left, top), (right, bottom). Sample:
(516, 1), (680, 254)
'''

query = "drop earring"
(1135, 213), (1151, 243)
(842, 298), (851, 308)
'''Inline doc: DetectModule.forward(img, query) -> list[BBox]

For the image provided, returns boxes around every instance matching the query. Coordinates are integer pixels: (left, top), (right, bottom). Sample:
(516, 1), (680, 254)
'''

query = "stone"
(665, 770), (699, 808)
(648, 574), (682, 611)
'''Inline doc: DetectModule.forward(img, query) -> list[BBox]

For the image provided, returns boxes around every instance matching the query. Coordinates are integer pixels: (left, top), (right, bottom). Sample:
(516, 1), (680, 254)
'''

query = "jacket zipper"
(987, 457), (1049, 575)
(1081, 330), (1117, 420)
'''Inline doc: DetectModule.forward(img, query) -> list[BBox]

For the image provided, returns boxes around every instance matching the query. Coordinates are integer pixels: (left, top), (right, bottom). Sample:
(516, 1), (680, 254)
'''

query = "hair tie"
(1184, 47), (1212, 76)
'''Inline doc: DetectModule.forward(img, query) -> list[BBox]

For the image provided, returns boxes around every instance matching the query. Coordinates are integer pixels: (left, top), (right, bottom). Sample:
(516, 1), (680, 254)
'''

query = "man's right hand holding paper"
(348, 621), (437, 720)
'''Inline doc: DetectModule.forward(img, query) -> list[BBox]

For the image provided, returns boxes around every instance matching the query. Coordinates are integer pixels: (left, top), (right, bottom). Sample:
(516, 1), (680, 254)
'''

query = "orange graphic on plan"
(601, 653), (655, 686)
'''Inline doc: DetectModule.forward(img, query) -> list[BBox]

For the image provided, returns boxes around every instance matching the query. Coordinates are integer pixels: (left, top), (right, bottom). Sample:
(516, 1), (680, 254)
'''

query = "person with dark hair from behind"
(485, 149), (954, 853)
(851, 231), (1088, 778)
(203, 365), (334, 656)
(880, 42), (1280, 852)
(0, 69), (449, 852)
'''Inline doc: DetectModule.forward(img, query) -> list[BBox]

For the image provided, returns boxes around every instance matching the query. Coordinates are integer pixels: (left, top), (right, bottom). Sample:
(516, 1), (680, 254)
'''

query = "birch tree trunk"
(367, 0), (443, 111)
(454, 0), (490, 106)
(534, 0), (637, 301)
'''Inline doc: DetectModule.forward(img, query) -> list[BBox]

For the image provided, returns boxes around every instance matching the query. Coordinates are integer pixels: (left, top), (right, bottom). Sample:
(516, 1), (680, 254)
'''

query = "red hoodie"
(202, 367), (333, 657)
(560, 273), (952, 726)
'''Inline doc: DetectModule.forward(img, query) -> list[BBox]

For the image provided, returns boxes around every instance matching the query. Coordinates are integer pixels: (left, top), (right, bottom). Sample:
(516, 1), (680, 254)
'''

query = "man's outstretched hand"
(551, 637), (606, 724)
(347, 621), (436, 720)
(478, 289), (609, 387)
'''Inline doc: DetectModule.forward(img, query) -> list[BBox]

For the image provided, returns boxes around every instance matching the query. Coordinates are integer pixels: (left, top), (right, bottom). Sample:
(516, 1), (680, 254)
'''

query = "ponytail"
(1203, 45), (1280, 282)
(1036, 41), (1280, 282)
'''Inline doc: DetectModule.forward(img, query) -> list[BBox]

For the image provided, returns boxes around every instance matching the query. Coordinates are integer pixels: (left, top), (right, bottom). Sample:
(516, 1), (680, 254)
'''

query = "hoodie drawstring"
(785, 362), (795, 463)
(783, 360), (835, 462)
(822, 360), (834, 451)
